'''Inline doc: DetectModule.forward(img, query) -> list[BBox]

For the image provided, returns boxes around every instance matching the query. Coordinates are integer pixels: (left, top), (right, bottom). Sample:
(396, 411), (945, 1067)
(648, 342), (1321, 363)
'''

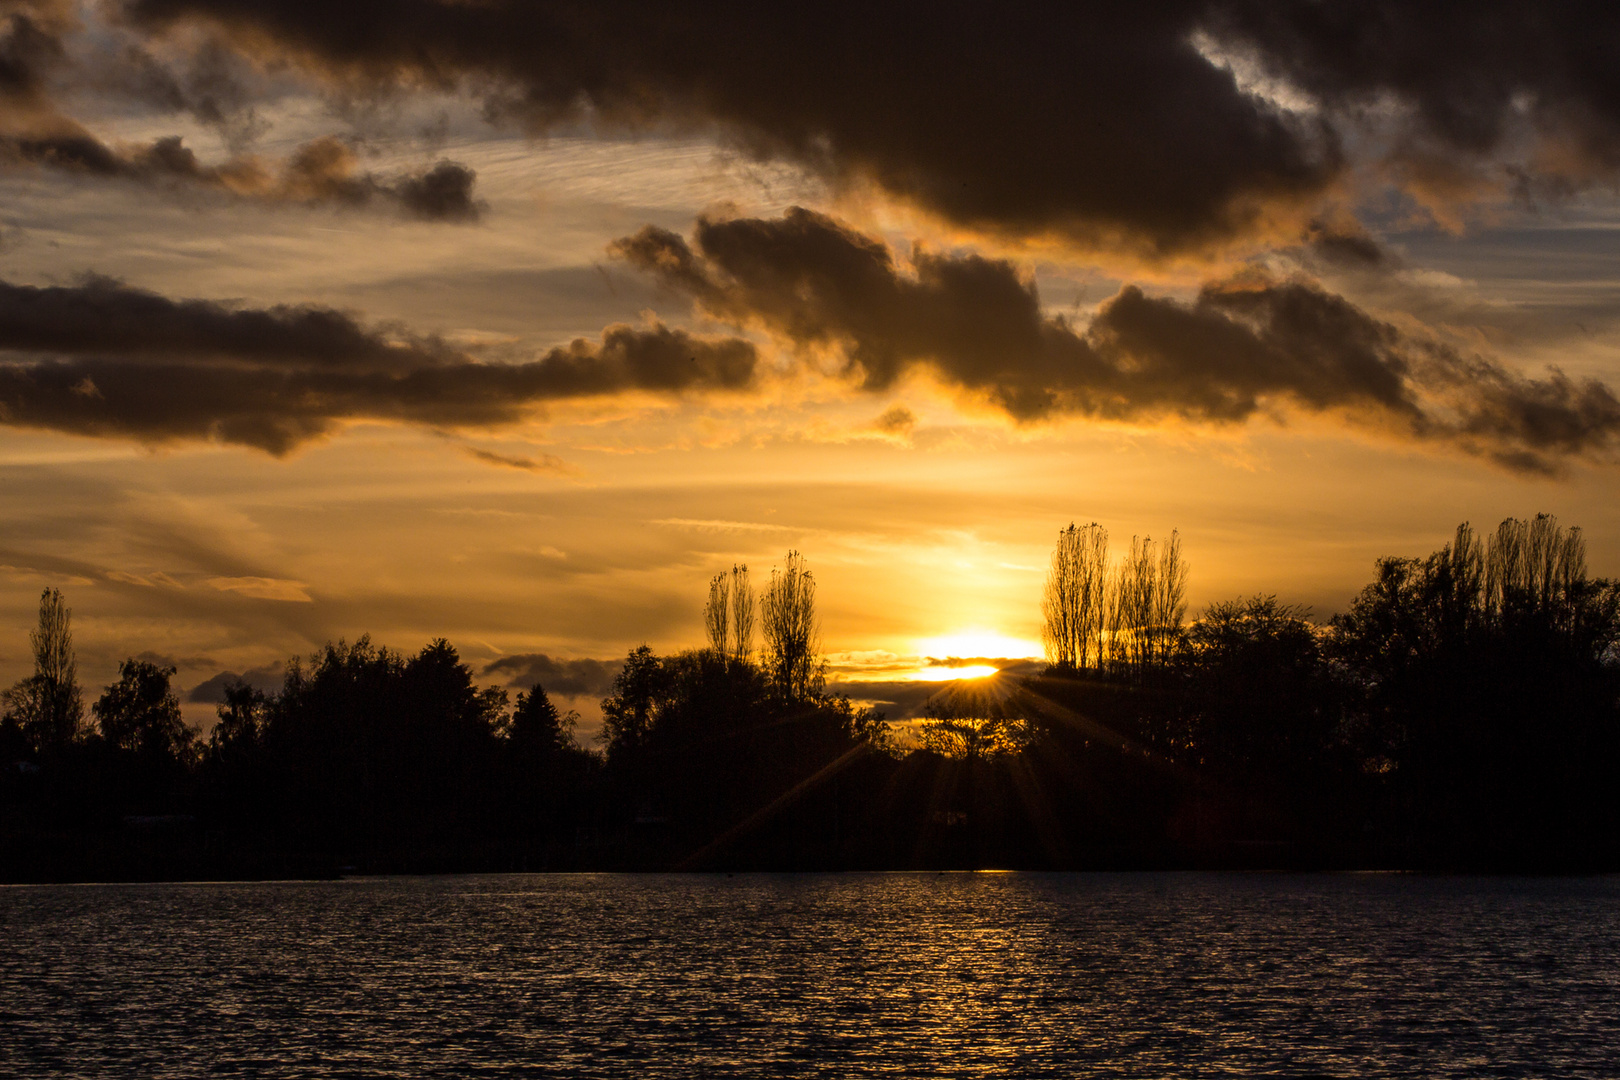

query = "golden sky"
(3, 1), (1619, 733)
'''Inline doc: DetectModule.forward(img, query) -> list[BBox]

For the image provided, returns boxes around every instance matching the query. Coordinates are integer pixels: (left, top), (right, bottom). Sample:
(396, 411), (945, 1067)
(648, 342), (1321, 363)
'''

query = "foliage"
(917, 712), (1033, 760)
(1042, 525), (1187, 678)
(704, 564), (756, 666)
(93, 659), (197, 764)
(1175, 594), (1340, 784)
(4, 521), (1618, 876)
(209, 681), (267, 762)
(1, 587), (84, 753)
(599, 644), (666, 764)
(1043, 522), (1109, 671)
(762, 550), (825, 701)
(1326, 516), (1620, 853)
(510, 683), (577, 756)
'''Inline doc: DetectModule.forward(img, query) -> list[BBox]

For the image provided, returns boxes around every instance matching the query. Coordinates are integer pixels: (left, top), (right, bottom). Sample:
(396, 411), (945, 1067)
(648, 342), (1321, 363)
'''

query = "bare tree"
(762, 550), (823, 700)
(1042, 523), (1109, 671)
(2, 587), (84, 752)
(1096, 531), (1189, 677)
(704, 571), (730, 656)
(1042, 524), (1081, 671)
(703, 563), (756, 665)
(1485, 513), (1587, 624)
(1113, 535), (1158, 674)
(1150, 530), (1189, 667)
(728, 564), (755, 663)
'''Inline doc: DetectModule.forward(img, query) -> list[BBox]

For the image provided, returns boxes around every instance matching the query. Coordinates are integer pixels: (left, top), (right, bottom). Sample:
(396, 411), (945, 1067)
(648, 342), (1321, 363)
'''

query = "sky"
(3, 0), (1620, 735)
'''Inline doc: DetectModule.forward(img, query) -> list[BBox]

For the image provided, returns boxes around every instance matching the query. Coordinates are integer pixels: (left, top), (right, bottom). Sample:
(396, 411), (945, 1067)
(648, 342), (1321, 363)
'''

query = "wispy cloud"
(105, 569), (182, 588)
(651, 517), (799, 533)
(460, 445), (580, 476)
(206, 575), (312, 602)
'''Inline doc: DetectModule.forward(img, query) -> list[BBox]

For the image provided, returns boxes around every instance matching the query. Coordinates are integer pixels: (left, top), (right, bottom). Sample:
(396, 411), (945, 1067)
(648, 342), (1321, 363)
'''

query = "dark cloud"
(1205, 2), (1620, 181)
(0, 9), (64, 101)
(118, 0), (1338, 254)
(825, 665), (1042, 720)
(1, 9), (481, 220)
(392, 159), (479, 222)
(114, 1), (1620, 251)
(481, 653), (621, 697)
(273, 137), (483, 221)
(616, 208), (1620, 472)
(0, 275), (760, 453)
(93, 38), (272, 151)
(0, 125), (485, 221)
(186, 662), (284, 703)
(1303, 222), (1390, 269)
(823, 679), (936, 720)
(872, 405), (914, 436)
(0, 274), (451, 367)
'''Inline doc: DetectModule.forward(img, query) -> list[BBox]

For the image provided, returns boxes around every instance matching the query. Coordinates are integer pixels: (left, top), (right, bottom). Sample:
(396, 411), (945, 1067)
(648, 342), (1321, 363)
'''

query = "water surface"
(3, 873), (1616, 1077)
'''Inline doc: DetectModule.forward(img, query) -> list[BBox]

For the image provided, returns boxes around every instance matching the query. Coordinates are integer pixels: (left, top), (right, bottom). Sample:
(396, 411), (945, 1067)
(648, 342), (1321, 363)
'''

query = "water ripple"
(3, 873), (1618, 1077)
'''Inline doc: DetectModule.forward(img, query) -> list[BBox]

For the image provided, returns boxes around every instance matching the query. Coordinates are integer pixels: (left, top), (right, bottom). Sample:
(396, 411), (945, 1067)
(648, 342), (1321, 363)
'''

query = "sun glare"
(912, 628), (1044, 661)
(911, 664), (1000, 682)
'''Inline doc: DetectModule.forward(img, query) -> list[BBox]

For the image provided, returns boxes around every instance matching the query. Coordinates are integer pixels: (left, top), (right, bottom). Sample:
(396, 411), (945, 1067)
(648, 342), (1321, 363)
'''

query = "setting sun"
(912, 629), (1045, 662)
(911, 664), (1001, 682)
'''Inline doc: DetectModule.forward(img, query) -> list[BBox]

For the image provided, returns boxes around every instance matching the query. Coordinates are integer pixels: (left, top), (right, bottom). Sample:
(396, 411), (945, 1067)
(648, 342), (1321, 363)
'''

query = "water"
(2, 873), (1617, 1077)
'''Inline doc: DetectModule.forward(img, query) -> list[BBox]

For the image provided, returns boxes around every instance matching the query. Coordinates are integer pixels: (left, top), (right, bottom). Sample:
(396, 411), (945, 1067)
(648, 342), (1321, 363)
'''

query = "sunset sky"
(3, 1), (1619, 733)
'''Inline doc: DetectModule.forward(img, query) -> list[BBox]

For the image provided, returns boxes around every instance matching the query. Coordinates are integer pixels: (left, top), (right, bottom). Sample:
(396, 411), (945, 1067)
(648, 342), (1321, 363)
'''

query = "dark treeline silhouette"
(2, 523), (1617, 880)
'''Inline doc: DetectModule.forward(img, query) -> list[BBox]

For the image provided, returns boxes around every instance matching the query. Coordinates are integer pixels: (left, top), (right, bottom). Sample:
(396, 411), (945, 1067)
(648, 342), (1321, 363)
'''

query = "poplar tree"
(1, 587), (84, 752)
(1042, 523), (1109, 672)
(704, 563), (756, 665)
(762, 551), (822, 700)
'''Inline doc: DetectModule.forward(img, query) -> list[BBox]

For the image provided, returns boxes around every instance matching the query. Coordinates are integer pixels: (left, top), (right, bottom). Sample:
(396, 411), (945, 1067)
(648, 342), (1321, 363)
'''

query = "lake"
(2, 873), (1617, 1077)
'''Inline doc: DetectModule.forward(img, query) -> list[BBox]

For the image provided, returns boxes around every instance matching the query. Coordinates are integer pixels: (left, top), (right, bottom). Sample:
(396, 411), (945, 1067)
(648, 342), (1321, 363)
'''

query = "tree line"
(1018, 513), (1620, 869)
(2, 518), (1617, 878)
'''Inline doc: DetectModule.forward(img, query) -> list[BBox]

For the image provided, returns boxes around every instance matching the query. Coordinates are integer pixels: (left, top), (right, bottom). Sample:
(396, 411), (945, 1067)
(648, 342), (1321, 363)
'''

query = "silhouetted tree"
(762, 550), (824, 700)
(93, 659), (197, 765)
(510, 682), (576, 756)
(600, 645), (665, 764)
(1178, 595), (1339, 784)
(239, 636), (512, 855)
(1099, 532), (1187, 678)
(1110, 535), (1153, 673)
(209, 681), (267, 763)
(918, 709), (1032, 761)
(1043, 523), (1109, 671)
(730, 565), (756, 663)
(704, 564), (756, 666)
(1, 587), (84, 754)
(1150, 530), (1189, 667)
(704, 572), (729, 657)
(402, 639), (509, 748)
(10, 515), (1620, 879)
(1328, 515), (1620, 862)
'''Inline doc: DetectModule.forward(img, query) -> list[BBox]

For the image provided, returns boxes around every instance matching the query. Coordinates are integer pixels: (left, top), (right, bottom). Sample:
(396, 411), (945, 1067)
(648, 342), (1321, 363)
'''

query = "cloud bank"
(481, 653), (621, 698)
(114, 0), (1620, 252)
(615, 208), (1620, 472)
(4, 206), (1616, 473)
(0, 276), (760, 453)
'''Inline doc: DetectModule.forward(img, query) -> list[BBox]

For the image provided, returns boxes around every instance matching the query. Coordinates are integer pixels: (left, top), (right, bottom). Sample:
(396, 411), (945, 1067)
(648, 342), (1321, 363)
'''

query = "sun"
(911, 664), (1001, 682)
(912, 628), (1045, 662)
